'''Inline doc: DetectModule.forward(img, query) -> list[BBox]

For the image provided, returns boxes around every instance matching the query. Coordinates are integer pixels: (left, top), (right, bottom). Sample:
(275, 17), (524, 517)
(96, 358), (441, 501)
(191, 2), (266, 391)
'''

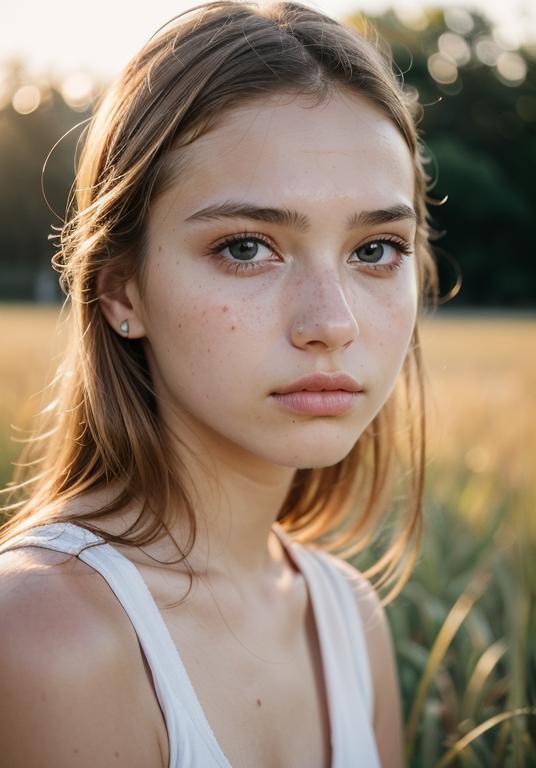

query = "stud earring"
(119, 319), (129, 337)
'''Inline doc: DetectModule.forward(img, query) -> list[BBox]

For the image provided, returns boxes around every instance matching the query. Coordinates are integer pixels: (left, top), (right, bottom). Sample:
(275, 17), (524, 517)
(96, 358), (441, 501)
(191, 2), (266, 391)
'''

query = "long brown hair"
(0, 0), (441, 604)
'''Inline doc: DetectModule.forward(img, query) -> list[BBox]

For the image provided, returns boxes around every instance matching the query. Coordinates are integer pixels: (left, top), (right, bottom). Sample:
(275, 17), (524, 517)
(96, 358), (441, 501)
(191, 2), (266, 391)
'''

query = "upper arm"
(0, 548), (165, 768)
(336, 558), (404, 768)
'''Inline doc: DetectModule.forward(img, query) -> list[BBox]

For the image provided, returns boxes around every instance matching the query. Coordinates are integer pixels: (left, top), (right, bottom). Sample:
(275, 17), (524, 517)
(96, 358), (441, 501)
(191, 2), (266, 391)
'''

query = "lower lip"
(270, 390), (362, 416)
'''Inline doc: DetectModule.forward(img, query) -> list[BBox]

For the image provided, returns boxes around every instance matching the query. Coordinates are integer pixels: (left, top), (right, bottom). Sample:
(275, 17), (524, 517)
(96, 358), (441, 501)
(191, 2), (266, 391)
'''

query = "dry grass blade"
(432, 707), (536, 768)
(463, 639), (509, 721)
(405, 568), (491, 762)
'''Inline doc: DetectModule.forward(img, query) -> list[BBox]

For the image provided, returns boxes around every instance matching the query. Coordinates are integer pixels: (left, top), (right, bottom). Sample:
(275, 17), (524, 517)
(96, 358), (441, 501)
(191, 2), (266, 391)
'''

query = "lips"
(272, 371), (364, 395)
(270, 372), (365, 416)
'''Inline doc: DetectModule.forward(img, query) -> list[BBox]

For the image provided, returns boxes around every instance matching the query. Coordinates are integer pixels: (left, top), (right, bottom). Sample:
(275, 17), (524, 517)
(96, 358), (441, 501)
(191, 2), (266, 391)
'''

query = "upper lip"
(272, 372), (364, 395)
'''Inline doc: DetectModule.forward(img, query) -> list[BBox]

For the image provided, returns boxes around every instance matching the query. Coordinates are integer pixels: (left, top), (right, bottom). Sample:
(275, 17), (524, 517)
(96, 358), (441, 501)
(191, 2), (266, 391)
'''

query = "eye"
(349, 238), (414, 271)
(205, 232), (277, 273)
(221, 236), (272, 262)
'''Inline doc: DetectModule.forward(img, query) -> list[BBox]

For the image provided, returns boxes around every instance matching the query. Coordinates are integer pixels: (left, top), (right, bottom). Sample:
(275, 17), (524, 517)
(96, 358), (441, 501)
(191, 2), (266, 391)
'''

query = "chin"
(261, 435), (362, 470)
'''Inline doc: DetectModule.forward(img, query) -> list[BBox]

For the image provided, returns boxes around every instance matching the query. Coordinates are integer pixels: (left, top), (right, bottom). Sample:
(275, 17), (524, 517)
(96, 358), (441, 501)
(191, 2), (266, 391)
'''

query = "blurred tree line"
(349, 6), (536, 307)
(0, 6), (535, 306)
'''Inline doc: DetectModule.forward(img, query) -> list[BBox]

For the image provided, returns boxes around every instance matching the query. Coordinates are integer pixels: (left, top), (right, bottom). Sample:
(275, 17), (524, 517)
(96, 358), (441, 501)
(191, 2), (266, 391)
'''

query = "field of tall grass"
(1, 304), (535, 766)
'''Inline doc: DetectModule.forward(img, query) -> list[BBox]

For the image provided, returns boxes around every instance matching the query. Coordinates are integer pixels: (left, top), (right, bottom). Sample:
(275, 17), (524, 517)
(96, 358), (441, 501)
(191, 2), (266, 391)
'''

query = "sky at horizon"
(3, 0), (536, 80)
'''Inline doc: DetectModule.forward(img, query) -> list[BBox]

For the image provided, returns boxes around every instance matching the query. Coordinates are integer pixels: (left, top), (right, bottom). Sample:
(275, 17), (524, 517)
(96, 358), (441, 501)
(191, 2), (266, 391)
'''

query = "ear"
(97, 265), (146, 339)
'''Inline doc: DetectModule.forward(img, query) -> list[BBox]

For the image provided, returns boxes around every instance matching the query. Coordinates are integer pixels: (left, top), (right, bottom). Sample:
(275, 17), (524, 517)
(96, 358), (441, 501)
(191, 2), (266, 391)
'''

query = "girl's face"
(127, 88), (418, 470)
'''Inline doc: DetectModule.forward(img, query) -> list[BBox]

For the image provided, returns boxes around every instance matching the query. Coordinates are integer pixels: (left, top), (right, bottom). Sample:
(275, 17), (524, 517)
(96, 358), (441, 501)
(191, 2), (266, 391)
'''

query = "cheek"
(178, 293), (263, 354)
(145, 271), (264, 398)
(359, 270), (417, 370)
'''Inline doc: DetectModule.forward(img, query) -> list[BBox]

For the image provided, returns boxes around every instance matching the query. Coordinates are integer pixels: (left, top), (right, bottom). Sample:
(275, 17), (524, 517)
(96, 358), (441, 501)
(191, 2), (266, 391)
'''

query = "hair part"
(0, 0), (441, 605)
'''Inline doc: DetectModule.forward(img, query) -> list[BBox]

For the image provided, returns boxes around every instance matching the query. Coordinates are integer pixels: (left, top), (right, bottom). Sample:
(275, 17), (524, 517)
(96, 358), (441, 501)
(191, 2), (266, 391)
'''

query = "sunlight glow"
(60, 72), (95, 110)
(0, 1), (535, 77)
(394, 6), (429, 31)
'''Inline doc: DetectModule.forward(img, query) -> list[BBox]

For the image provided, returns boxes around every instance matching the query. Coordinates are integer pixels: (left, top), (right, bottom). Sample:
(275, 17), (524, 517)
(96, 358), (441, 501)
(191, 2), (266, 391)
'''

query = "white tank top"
(0, 520), (381, 767)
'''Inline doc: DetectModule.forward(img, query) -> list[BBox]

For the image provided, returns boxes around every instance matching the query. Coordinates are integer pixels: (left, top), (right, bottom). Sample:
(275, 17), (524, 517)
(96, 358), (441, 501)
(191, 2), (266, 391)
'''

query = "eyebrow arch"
(184, 200), (417, 231)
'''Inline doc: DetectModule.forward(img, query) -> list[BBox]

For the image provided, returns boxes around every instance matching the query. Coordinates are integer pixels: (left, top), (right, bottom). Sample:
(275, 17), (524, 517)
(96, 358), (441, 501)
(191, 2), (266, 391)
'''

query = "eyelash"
(205, 231), (414, 275)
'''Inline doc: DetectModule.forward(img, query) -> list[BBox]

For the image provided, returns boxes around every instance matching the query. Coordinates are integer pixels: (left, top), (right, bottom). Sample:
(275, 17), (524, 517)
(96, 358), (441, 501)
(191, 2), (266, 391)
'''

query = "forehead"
(159, 88), (415, 214)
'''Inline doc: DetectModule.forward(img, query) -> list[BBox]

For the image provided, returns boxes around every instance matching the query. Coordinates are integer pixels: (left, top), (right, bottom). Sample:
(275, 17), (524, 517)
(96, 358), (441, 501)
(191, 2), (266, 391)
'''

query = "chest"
(137, 570), (332, 768)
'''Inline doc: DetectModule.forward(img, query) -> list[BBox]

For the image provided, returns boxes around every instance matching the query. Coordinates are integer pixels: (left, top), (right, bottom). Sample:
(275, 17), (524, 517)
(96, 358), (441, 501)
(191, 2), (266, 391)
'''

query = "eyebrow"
(184, 200), (417, 230)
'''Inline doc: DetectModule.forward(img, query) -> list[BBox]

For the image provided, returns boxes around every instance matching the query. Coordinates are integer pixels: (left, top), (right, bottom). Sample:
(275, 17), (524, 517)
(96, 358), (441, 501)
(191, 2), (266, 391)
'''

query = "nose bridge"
(289, 261), (359, 351)
(303, 262), (353, 315)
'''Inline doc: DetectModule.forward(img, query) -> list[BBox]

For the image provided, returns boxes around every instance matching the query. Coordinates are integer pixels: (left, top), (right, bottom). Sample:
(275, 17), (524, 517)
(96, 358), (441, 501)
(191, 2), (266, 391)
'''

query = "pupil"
(229, 240), (258, 261)
(359, 242), (383, 263)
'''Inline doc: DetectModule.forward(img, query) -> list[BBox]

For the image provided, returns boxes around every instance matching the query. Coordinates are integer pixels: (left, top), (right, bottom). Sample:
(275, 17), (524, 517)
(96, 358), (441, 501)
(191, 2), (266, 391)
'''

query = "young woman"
(0, 2), (440, 766)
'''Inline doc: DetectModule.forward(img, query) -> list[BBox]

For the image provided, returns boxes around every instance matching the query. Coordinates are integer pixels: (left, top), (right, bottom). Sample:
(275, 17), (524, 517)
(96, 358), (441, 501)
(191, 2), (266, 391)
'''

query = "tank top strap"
(0, 521), (230, 768)
(0, 520), (105, 557)
(272, 523), (380, 768)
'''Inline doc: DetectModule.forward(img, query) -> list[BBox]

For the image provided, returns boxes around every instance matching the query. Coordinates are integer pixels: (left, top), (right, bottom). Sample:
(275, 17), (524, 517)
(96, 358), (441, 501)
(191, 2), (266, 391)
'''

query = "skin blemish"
(222, 305), (229, 313)
(256, 698), (262, 706)
(231, 325), (236, 330)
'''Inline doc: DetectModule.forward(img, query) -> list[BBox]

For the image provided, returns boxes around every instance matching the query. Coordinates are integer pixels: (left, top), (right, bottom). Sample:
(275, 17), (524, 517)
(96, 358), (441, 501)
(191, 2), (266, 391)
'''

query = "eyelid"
(371, 235), (414, 255)
(207, 229), (413, 255)
(208, 230), (276, 250)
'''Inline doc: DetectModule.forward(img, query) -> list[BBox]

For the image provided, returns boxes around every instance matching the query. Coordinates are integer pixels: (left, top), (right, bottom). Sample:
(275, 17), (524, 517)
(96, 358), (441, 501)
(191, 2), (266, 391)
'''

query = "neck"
(90, 452), (297, 587)
(165, 450), (297, 583)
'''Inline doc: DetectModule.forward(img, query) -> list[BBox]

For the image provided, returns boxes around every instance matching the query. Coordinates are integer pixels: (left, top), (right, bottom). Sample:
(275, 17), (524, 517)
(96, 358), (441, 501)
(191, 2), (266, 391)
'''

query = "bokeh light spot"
(395, 5), (429, 31)
(438, 32), (471, 66)
(443, 7), (474, 35)
(427, 53), (458, 84)
(496, 51), (527, 86)
(12, 84), (41, 114)
(474, 36), (502, 66)
(60, 72), (95, 111)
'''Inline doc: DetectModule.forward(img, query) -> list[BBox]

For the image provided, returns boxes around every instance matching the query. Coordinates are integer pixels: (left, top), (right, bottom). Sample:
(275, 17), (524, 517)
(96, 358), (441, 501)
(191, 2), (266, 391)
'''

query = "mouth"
(270, 389), (362, 416)
(270, 371), (364, 415)
(272, 372), (364, 396)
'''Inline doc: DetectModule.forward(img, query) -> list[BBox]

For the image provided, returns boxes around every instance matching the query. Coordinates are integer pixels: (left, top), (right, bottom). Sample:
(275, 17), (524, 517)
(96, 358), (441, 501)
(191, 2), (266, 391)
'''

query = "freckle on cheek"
(222, 305), (229, 313)
(231, 325), (236, 331)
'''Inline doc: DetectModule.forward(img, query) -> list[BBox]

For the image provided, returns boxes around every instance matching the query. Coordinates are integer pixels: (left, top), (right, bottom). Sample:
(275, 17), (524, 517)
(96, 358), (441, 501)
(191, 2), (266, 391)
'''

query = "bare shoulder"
(0, 546), (165, 768)
(320, 552), (405, 768)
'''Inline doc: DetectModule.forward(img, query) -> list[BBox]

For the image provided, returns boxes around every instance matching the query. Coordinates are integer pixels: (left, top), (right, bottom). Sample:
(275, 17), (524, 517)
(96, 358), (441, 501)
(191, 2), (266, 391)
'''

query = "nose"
(289, 269), (359, 354)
